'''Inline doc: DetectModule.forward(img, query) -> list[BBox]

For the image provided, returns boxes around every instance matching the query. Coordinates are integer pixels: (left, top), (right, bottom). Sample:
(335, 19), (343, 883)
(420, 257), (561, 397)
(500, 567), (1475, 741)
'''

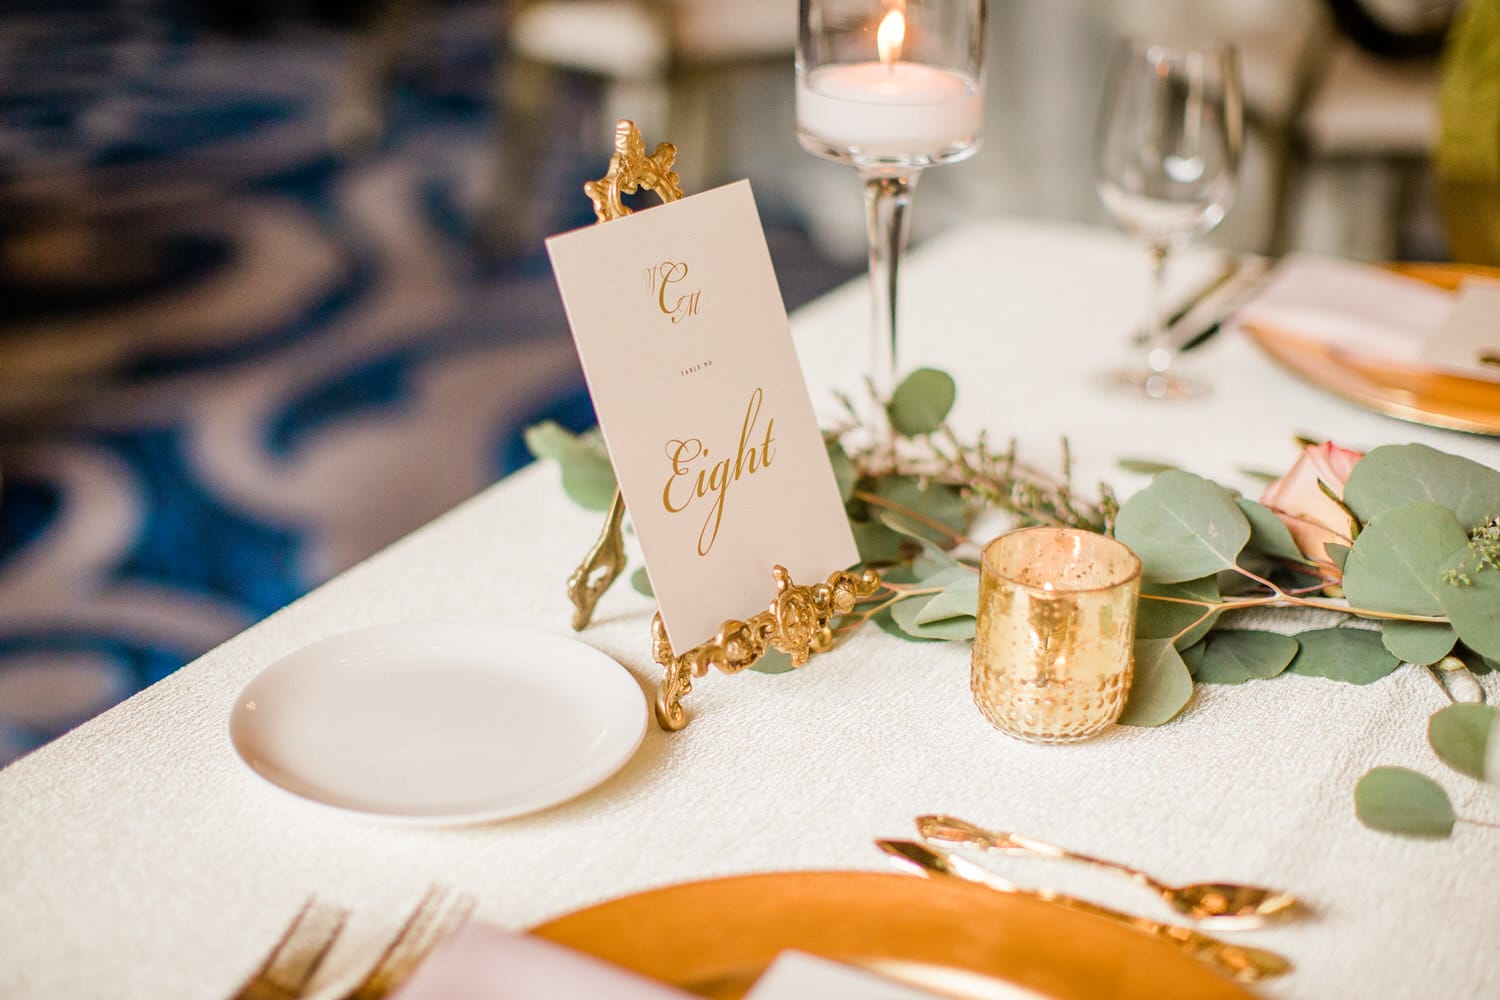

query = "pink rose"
(1259, 441), (1364, 574)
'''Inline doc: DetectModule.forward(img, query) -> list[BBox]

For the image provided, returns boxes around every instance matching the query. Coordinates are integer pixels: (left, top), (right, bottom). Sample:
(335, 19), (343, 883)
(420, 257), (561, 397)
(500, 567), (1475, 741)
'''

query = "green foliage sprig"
(527, 369), (1500, 838)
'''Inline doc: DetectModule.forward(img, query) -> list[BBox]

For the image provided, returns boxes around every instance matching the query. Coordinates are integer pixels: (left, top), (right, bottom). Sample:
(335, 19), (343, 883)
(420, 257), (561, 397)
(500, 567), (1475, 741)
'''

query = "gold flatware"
(1169, 256), (1270, 353)
(341, 885), (476, 1000)
(877, 840), (1291, 985)
(917, 814), (1298, 928)
(233, 896), (349, 1000)
(1128, 257), (1244, 348)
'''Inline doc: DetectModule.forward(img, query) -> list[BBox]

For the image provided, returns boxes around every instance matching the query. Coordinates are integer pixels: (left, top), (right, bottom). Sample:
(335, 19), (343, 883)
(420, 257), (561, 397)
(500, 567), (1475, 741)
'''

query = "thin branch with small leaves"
(832, 422), (1118, 534)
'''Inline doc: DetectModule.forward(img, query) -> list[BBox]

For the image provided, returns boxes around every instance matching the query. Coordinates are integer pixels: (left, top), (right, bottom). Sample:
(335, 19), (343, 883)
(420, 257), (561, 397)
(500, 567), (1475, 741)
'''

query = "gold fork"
(341, 885), (477, 1000)
(233, 897), (349, 1000)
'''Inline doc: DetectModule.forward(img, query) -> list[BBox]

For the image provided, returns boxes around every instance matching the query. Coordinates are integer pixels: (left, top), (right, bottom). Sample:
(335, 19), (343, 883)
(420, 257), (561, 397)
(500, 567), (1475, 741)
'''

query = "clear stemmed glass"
(1094, 40), (1242, 400)
(797, 0), (986, 410)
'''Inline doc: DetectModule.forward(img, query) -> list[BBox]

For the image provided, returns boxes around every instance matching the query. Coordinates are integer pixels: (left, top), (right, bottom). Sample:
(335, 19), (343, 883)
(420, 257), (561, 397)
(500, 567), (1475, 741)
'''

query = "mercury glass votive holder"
(971, 527), (1141, 744)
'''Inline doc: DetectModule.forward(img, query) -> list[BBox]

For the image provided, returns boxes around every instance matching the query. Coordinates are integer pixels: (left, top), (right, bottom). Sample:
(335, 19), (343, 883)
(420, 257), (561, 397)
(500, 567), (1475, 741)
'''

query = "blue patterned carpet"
(0, 2), (857, 764)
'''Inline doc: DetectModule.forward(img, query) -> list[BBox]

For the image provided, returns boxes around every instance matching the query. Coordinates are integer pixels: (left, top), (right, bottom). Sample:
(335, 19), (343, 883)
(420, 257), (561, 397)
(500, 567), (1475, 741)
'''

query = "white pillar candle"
(796, 62), (983, 158)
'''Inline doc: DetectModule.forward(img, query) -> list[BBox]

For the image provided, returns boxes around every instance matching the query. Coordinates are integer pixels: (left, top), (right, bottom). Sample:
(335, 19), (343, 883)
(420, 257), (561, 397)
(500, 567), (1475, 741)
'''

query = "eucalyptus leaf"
(1119, 638), (1194, 727)
(630, 567), (654, 598)
(870, 476), (968, 544)
(911, 538), (961, 578)
(1456, 644), (1497, 675)
(827, 439), (857, 502)
(1428, 703), (1498, 780)
(523, 420), (587, 462)
(891, 590), (977, 640)
(525, 421), (618, 511)
(1344, 443), (1500, 531)
(1342, 502), (1469, 615)
(562, 463), (619, 512)
(1237, 467), (1281, 484)
(888, 368), (957, 436)
(750, 648), (797, 675)
(1118, 458), (1180, 476)
(1287, 627), (1400, 684)
(1114, 471), (1251, 583)
(877, 511), (961, 576)
(1136, 576), (1221, 649)
(1354, 767), (1455, 838)
(915, 573), (980, 625)
(913, 566), (979, 591)
(1235, 497), (1307, 563)
(1325, 543), (1351, 572)
(877, 563), (921, 586)
(871, 602), (931, 641)
(1439, 549), (1500, 660)
(1179, 640), (1207, 677)
(1196, 630), (1299, 684)
(852, 520), (905, 565)
(1381, 620), (1457, 665)
(875, 508), (927, 543)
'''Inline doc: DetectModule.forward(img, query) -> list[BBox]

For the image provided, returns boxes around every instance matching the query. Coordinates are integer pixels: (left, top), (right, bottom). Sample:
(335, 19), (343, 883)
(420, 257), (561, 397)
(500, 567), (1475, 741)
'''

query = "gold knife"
(875, 839), (1291, 984)
(1130, 257), (1243, 346)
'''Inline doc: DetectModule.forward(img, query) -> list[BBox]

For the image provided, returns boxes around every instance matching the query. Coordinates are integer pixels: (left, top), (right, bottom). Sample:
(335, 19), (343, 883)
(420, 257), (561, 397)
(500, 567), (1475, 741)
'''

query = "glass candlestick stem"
(862, 170), (917, 401)
(796, 0), (986, 413)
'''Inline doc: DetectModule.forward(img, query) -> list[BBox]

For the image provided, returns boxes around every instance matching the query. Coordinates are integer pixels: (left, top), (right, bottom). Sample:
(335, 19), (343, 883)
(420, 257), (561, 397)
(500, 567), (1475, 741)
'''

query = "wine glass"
(1095, 40), (1242, 400)
(797, 0), (986, 407)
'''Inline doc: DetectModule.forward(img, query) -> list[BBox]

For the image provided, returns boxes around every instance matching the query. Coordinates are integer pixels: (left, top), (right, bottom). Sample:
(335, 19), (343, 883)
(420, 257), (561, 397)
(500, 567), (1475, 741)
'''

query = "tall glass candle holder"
(796, 0), (986, 403)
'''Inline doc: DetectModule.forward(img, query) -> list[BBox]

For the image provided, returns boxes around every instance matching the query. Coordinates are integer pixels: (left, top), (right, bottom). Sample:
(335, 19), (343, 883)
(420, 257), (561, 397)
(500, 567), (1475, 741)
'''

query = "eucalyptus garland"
(527, 368), (1500, 839)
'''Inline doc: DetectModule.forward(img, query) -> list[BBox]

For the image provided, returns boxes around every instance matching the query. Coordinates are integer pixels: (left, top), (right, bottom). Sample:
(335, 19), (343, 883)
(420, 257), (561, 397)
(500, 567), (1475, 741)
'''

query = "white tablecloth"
(3, 218), (1498, 999)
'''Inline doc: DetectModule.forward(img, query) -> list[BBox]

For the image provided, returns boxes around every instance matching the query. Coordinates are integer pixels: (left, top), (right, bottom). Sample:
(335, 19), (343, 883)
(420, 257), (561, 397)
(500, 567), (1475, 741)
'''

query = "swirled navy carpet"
(0, 3), (856, 764)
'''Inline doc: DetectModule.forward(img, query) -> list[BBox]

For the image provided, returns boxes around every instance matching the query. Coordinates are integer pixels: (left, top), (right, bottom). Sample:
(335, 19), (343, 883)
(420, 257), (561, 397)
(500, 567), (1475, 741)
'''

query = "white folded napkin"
(387, 922), (696, 1000)
(1424, 283), (1500, 381)
(1230, 253), (1456, 363)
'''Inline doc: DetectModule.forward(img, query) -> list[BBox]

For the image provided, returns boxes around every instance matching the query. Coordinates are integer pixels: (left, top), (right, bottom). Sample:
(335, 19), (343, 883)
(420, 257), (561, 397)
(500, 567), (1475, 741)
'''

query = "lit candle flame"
(877, 7), (905, 67)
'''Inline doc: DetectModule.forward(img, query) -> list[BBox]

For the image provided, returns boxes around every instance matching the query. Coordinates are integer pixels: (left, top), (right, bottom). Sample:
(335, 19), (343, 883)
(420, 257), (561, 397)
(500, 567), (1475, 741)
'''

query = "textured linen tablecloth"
(3, 218), (1498, 999)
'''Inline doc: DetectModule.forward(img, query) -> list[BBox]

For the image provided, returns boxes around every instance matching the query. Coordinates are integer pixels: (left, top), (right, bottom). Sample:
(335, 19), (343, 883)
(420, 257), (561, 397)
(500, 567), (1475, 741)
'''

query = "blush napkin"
(387, 922), (696, 1000)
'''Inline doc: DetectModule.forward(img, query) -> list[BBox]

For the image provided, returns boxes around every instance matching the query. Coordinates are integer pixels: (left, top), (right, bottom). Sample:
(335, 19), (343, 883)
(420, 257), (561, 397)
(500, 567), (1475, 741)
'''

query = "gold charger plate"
(529, 871), (1258, 999)
(1244, 262), (1500, 436)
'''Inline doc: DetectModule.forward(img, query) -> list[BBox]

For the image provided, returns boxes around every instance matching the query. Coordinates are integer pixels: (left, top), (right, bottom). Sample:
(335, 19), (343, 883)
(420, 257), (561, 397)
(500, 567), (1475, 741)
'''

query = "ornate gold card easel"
(564, 120), (881, 731)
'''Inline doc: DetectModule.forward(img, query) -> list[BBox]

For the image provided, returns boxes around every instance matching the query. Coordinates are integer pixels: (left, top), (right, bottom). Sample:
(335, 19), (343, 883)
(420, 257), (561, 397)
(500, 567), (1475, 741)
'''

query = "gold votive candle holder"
(971, 527), (1141, 744)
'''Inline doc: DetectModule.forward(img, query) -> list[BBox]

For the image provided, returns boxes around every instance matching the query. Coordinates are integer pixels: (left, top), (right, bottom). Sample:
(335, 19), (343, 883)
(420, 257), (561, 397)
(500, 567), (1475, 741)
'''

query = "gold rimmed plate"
(1244, 262), (1500, 436)
(528, 871), (1258, 999)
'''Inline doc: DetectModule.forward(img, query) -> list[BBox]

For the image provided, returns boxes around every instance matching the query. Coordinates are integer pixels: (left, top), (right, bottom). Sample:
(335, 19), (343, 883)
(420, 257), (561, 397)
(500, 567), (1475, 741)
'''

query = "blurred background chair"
(1276, 0), (1456, 260)
(329, 0), (796, 246)
(1436, 0), (1500, 265)
(498, 0), (794, 243)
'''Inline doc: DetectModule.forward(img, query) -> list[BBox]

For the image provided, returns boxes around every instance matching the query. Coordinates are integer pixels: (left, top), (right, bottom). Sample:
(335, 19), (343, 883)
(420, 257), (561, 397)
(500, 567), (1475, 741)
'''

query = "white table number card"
(546, 180), (859, 649)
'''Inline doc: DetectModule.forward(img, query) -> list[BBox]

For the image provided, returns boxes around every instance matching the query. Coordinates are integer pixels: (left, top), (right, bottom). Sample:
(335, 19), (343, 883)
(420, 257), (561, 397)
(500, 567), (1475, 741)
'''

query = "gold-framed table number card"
(546, 121), (875, 730)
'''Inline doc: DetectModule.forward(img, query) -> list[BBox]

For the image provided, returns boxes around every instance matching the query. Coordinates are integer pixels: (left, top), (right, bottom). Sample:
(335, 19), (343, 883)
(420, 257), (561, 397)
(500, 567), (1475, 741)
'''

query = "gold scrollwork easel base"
(651, 566), (882, 731)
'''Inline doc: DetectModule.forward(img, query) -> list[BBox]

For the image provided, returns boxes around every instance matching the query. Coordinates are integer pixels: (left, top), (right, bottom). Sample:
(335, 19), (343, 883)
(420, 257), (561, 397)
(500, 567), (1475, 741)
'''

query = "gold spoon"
(916, 814), (1300, 929)
(877, 840), (1291, 984)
